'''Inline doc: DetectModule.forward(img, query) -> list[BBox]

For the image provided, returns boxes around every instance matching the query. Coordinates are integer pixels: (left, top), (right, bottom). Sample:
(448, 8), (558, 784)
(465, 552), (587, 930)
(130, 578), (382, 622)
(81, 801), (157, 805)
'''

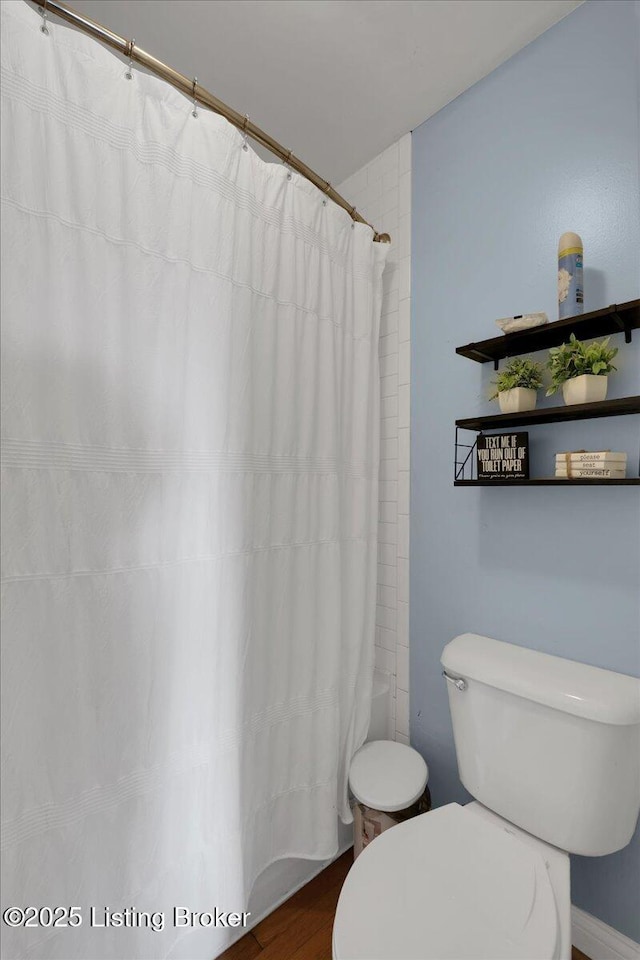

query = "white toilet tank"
(441, 634), (640, 856)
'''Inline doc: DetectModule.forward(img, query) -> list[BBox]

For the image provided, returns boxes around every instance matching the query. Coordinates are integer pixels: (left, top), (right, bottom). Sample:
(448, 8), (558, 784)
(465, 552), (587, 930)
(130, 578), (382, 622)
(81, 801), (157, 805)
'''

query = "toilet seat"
(333, 802), (559, 960)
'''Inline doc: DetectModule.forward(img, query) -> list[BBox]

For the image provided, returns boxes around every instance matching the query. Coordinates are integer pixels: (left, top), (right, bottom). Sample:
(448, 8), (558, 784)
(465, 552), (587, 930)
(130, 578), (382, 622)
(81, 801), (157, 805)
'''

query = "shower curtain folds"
(0, 3), (387, 958)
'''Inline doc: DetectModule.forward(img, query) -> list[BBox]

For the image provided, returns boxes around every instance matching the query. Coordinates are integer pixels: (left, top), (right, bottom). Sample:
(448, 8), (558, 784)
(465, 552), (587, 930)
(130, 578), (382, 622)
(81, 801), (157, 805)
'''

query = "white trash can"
(349, 740), (431, 859)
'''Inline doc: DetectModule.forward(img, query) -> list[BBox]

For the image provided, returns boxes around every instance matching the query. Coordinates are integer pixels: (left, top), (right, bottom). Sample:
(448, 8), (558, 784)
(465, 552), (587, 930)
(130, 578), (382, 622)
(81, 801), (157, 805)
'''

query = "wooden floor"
(219, 851), (351, 960)
(219, 849), (591, 960)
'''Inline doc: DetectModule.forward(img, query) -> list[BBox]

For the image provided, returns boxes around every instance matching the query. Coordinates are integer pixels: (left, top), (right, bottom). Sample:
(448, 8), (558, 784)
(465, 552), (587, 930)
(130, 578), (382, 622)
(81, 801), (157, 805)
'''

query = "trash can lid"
(349, 740), (428, 812)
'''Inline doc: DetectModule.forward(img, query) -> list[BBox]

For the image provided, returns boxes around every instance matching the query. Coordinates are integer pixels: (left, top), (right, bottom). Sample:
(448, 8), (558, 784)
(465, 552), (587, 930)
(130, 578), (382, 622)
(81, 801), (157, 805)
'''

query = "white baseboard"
(572, 905), (640, 960)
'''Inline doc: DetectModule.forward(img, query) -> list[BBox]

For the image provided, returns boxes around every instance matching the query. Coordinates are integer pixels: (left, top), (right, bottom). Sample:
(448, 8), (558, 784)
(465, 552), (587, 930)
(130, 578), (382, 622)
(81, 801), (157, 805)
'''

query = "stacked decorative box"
(555, 451), (627, 480)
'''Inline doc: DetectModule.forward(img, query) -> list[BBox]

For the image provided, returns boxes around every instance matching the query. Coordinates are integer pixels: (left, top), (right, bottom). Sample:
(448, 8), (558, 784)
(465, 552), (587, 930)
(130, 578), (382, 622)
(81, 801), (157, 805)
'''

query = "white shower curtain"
(0, 3), (387, 958)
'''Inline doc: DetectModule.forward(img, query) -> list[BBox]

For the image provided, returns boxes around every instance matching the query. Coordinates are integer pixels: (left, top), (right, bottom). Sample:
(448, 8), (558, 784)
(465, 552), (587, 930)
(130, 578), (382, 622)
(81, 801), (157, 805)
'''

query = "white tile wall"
(337, 134), (411, 743)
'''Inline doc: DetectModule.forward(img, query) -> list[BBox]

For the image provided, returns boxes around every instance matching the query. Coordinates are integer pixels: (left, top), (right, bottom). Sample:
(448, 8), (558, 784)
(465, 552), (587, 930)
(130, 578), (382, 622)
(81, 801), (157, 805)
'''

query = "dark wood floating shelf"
(456, 396), (640, 432)
(456, 299), (640, 367)
(455, 478), (640, 486)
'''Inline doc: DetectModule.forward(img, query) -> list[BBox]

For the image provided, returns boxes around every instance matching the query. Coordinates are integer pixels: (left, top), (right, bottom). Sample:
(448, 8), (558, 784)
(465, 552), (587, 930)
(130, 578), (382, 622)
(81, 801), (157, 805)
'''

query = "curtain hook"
(125, 38), (135, 80)
(283, 149), (293, 180)
(241, 115), (249, 151)
(191, 77), (198, 118)
(39, 0), (49, 35)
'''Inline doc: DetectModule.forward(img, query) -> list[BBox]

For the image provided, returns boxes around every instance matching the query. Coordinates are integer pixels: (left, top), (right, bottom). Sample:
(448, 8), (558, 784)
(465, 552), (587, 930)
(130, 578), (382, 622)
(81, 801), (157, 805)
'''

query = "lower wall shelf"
(455, 478), (640, 486)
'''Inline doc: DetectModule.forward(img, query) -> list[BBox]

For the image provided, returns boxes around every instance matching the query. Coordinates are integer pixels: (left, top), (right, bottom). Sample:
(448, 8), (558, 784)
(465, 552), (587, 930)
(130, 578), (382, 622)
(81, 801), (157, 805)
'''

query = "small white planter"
(562, 374), (608, 406)
(498, 387), (538, 414)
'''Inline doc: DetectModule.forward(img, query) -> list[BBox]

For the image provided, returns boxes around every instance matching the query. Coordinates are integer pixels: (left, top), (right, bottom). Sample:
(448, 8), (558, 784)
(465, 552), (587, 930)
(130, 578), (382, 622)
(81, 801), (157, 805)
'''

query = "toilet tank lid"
(441, 634), (640, 726)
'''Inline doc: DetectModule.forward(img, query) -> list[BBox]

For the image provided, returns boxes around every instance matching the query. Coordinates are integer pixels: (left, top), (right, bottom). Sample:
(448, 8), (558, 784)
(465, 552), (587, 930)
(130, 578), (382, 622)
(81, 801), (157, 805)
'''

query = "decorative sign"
(477, 432), (529, 480)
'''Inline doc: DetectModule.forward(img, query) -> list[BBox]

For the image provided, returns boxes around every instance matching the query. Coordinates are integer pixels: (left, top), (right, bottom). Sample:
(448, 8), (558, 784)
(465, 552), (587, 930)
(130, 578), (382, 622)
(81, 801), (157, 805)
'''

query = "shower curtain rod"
(32, 0), (391, 244)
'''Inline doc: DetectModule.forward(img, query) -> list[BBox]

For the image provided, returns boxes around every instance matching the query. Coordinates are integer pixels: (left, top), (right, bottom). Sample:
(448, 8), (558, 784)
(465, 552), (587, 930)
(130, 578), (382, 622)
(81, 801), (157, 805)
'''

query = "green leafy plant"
(546, 334), (618, 395)
(489, 357), (543, 401)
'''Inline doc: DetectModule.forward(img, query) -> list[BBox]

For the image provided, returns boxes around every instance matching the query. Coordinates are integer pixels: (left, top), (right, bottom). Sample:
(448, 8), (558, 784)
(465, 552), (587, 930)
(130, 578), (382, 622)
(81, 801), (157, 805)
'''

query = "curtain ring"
(241, 115), (249, 151)
(324, 182), (332, 195)
(191, 77), (199, 118)
(125, 38), (135, 79)
(40, 0), (49, 35)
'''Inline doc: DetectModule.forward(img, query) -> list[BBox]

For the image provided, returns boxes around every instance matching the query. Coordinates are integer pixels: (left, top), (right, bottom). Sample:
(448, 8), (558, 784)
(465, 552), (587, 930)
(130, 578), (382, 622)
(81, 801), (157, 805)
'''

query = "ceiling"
(63, 0), (582, 184)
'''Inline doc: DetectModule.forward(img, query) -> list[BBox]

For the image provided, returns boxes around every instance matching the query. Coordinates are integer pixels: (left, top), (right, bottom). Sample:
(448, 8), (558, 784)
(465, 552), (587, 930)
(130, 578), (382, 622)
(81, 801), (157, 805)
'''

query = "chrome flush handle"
(442, 670), (467, 692)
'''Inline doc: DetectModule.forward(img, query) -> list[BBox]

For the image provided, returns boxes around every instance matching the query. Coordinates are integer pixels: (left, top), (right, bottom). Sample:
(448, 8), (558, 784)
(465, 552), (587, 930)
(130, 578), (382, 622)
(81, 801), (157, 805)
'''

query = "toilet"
(333, 633), (640, 960)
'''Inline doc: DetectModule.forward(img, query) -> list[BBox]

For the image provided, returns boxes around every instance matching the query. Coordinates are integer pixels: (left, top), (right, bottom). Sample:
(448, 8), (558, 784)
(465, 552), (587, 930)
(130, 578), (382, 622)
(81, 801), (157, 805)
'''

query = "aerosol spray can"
(557, 232), (583, 319)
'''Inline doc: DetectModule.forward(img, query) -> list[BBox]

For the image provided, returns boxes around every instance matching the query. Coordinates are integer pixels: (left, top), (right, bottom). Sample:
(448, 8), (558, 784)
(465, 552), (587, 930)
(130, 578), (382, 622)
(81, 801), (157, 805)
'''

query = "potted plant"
(489, 357), (543, 413)
(546, 334), (618, 405)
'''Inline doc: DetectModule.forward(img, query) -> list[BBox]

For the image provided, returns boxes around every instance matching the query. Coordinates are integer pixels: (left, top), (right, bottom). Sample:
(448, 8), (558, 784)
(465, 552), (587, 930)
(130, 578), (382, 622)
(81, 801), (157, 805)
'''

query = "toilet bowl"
(332, 801), (569, 960)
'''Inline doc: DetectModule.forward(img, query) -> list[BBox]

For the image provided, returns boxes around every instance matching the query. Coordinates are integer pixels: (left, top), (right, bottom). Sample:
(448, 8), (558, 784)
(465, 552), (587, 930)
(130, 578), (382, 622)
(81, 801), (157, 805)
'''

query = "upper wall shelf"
(456, 299), (640, 368)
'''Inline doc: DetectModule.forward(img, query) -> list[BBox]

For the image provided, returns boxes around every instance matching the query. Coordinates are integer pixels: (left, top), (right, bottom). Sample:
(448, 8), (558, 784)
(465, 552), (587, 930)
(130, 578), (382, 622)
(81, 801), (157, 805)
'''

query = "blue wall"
(411, 0), (640, 941)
